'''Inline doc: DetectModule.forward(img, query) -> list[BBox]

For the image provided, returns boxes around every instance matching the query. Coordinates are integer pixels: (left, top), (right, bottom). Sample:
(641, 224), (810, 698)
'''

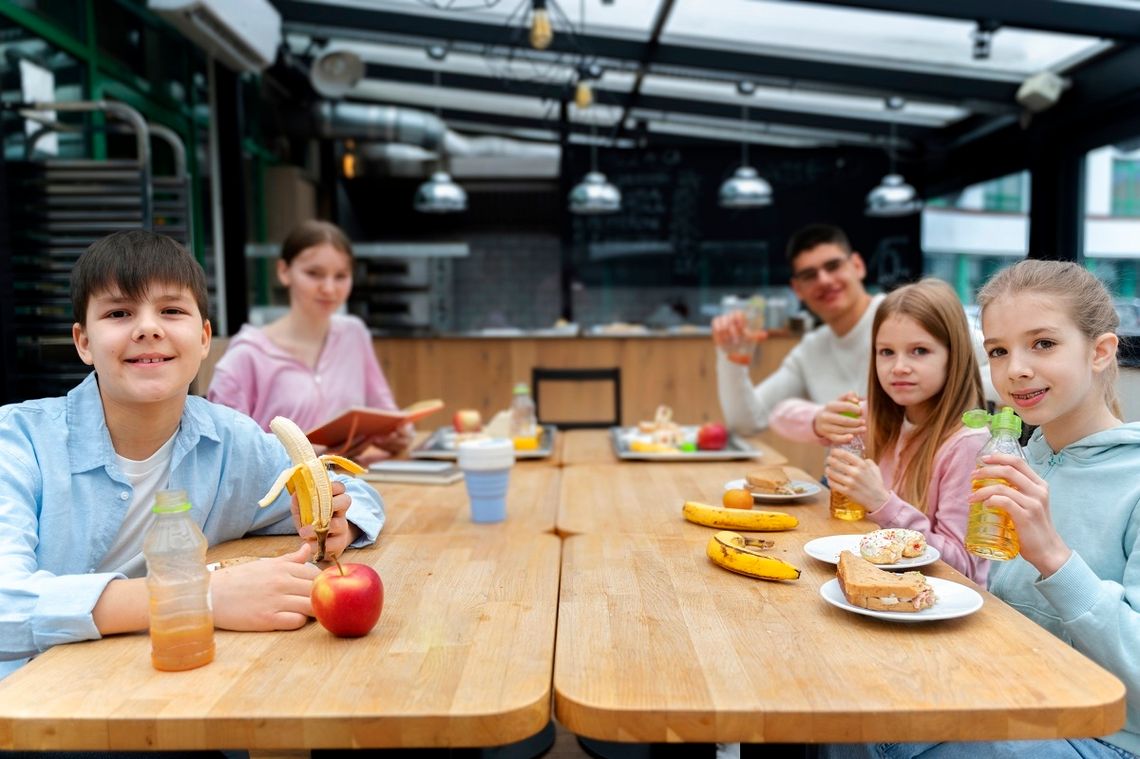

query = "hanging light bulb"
(866, 102), (922, 217)
(719, 100), (772, 209)
(570, 128), (621, 214)
(574, 80), (593, 109)
(530, 0), (553, 49)
(415, 68), (467, 214)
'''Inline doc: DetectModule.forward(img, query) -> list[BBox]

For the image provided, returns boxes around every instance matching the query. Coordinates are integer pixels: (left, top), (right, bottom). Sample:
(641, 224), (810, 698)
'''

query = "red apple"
(696, 422), (728, 451)
(453, 409), (483, 432)
(311, 562), (384, 637)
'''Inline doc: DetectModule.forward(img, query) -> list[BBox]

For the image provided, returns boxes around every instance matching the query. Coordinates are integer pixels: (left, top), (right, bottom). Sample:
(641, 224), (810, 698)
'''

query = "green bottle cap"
(152, 490), (191, 514)
(991, 406), (1022, 436)
(961, 408), (990, 429)
(840, 409), (860, 419)
(513, 382), (529, 395)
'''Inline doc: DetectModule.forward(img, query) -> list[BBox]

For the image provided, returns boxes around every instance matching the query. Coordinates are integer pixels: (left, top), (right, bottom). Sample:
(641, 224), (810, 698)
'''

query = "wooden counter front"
(0, 534), (561, 751)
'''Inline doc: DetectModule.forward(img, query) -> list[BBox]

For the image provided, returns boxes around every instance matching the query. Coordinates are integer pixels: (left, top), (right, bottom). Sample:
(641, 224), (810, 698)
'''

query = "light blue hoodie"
(988, 422), (1140, 755)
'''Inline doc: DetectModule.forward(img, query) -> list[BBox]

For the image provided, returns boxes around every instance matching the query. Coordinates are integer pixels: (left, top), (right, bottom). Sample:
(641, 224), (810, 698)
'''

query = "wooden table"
(560, 429), (788, 467)
(0, 533), (561, 751)
(557, 462), (827, 537)
(554, 498), (1126, 743)
(369, 463), (561, 535)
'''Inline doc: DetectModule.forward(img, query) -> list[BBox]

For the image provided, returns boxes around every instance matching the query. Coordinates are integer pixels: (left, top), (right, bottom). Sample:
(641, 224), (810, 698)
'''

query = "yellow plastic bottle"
(143, 490), (215, 672)
(963, 407), (1025, 561)
(829, 409), (866, 521)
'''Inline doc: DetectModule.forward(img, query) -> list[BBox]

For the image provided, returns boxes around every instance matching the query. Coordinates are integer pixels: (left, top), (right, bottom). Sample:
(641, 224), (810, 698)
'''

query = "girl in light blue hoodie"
(824, 260), (1140, 759)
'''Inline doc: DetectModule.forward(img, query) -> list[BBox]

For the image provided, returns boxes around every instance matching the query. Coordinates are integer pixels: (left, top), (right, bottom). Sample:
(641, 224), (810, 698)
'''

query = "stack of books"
(364, 459), (463, 485)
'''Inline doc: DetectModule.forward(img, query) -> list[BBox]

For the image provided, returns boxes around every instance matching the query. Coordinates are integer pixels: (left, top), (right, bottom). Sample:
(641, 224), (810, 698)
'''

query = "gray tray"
(410, 425), (557, 460)
(609, 426), (762, 461)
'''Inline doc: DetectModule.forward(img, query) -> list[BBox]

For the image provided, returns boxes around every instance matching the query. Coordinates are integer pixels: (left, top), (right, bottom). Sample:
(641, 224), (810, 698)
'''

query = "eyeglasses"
(790, 255), (850, 284)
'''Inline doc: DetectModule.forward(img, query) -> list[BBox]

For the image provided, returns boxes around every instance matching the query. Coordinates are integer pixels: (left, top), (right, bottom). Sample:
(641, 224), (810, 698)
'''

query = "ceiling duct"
(305, 102), (448, 151)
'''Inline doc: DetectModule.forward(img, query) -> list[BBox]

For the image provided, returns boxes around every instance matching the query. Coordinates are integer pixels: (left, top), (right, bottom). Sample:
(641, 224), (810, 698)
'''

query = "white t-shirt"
(97, 431), (178, 576)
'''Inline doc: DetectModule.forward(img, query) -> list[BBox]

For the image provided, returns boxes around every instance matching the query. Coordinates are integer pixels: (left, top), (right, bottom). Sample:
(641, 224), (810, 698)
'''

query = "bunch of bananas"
(706, 530), (801, 581)
(259, 416), (365, 561)
(682, 500), (798, 531)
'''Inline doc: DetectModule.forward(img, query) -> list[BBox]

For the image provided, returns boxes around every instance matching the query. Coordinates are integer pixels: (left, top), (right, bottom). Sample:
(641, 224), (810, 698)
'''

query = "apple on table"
(453, 409), (483, 433)
(696, 422), (728, 451)
(311, 562), (384, 637)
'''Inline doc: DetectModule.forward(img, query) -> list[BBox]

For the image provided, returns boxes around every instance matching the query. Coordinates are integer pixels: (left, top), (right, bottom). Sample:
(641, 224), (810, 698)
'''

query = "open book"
(306, 399), (444, 456)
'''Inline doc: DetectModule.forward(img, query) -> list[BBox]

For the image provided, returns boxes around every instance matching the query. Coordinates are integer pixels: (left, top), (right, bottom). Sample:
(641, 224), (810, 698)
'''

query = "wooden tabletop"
(0, 533), (561, 751)
(369, 463), (560, 535)
(557, 463), (828, 537)
(554, 528), (1126, 744)
(560, 429), (788, 467)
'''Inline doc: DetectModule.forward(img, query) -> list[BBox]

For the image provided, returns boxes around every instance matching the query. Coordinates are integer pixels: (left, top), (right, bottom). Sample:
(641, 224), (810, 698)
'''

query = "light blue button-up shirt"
(0, 373), (385, 679)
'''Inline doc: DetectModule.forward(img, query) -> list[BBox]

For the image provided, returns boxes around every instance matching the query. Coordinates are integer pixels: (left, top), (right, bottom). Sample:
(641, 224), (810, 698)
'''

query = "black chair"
(531, 367), (622, 429)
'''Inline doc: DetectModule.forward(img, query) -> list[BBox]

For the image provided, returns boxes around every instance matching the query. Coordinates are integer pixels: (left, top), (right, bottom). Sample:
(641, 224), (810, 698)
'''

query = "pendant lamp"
(569, 125), (620, 214)
(866, 101), (922, 217)
(415, 69), (467, 214)
(719, 102), (772, 209)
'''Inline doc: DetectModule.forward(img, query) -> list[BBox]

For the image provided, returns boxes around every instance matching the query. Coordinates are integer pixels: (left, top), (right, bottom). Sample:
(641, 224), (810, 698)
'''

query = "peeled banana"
(706, 530), (801, 580)
(259, 416), (365, 561)
(682, 500), (798, 531)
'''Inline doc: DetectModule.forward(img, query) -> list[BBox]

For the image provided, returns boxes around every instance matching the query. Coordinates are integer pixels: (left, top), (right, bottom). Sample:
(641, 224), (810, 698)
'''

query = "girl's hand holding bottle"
(968, 453), (1072, 577)
(812, 392), (865, 443)
(825, 448), (890, 513)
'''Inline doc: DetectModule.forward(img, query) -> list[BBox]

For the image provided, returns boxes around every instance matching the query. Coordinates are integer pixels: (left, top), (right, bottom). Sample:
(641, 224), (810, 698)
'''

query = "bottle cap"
(513, 382), (529, 395)
(840, 410), (860, 419)
(152, 494), (191, 514)
(961, 409), (989, 429)
(961, 406), (1022, 436)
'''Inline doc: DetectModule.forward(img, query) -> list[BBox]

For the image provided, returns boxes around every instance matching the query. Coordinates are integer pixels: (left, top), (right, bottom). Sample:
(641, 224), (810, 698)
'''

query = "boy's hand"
(291, 480), (357, 560)
(969, 453), (1071, 577)
(825, 447), (889, 511)
(712, 311), (768, 348)
(812, 393), (864, 443)
(210, 544), (318, 630)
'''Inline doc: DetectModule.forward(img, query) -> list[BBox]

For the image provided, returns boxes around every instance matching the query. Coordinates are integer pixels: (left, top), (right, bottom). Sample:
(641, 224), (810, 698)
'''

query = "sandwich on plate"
(745, 466), (797, 496)
(836, 551), (936, 612)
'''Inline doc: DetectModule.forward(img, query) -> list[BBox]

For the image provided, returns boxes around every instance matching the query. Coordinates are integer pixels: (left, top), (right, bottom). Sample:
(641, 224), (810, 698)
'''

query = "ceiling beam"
(615, 0), (678, 141)
(273, 1), (1018, 106)
(772, 0), (1140, 43)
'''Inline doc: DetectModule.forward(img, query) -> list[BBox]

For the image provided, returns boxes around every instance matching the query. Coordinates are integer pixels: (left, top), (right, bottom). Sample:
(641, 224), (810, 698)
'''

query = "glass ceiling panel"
(299, 0), (661, 40)
(640, 73), (967, 127)
(663, 0), (1106, 78)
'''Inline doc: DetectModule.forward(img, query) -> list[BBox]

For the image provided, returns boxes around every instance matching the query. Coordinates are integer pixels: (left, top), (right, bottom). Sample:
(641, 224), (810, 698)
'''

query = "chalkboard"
(564, 144), (922, 290)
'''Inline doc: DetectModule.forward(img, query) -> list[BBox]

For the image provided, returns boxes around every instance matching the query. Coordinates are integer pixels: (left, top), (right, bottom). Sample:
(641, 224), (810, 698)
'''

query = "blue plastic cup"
(457, 438), (515, 524)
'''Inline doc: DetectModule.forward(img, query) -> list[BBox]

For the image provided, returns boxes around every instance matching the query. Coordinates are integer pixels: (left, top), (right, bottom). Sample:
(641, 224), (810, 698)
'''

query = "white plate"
(803, 534), (940, 569)
(724, 478), (821, 503)
(819, 577), (983, 622)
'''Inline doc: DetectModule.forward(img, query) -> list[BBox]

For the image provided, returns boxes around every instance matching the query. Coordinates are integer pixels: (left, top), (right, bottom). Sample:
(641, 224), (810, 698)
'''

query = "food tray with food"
(610, 427), (760, 461)
(410, 425), (558, 460)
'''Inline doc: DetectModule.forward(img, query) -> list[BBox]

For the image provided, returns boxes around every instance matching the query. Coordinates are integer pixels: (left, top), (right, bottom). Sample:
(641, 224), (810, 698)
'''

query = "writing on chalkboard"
(565, 144), (921, 290)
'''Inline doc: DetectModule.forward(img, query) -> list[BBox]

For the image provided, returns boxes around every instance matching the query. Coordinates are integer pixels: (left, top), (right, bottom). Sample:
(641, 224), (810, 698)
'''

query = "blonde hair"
(977, 259), (1121, 417)
(866, 279), (984, 513)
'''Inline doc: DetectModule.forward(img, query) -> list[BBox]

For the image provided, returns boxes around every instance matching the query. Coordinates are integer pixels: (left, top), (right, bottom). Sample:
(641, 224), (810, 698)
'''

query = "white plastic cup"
(457, 438), (515, 523)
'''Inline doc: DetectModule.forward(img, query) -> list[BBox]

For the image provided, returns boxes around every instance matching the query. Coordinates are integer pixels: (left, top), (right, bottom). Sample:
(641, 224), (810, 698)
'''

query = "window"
(1112, 159), (1140, 218)
(1083, 145), (1140, 306)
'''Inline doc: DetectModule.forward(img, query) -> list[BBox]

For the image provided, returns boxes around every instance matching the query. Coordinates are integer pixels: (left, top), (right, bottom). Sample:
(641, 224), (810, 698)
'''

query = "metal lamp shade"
(718, 166), (772, 208)
(414, 171), (468, 213)
(865, 173), (922, 217)
(569, 171), (621, 214)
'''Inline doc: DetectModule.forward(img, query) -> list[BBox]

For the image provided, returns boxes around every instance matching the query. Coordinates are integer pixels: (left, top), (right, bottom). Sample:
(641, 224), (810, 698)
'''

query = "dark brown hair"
(866, 278), (984, 512)
(785, 223), (851, 265)
(280, 220), (353, 264)
(71, 230), (208, 326)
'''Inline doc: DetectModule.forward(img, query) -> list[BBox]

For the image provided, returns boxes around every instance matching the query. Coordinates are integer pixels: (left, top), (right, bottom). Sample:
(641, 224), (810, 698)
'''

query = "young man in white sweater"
(713, 223), (884, 438)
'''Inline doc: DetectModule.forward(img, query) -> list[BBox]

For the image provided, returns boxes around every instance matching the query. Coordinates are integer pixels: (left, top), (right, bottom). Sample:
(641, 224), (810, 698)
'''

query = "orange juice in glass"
(720, 295), (766, 365)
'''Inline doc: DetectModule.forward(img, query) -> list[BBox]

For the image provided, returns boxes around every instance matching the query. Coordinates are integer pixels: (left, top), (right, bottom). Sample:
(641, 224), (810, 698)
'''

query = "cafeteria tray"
(410, 425), (557, 460)
(610, 426), (762, 461)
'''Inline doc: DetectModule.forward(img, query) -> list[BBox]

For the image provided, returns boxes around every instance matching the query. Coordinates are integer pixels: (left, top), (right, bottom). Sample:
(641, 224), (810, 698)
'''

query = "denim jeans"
(820, 738), (1133, 759)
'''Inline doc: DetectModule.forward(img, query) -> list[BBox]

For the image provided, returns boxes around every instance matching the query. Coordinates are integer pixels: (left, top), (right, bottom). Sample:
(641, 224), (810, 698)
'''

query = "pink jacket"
(207, 315), (397, 432)
(775, 404), (990, 584)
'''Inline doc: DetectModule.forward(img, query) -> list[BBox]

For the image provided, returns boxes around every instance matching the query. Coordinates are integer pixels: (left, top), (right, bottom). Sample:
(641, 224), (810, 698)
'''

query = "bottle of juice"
(142, 489), (215, 672)
(963, 406), (1026, 561)
(829, 409), (866, 521)
(509, 382), (538, 449)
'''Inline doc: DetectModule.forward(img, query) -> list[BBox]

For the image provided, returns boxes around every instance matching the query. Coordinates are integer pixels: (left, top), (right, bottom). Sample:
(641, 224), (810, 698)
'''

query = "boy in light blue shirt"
(0, 230), (384, 680)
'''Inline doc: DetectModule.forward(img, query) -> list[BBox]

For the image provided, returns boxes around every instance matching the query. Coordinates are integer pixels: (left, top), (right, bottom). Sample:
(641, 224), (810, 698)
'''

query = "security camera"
(1016, 71), (1065, 113)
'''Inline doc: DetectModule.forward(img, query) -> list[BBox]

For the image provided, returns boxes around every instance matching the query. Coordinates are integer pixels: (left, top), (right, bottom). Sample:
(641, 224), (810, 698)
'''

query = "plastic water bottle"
(143, 489), (215, 672)
(829, 410), (866, 521)
(963, 406), (1026, 561)
(509, 382), (537, 442)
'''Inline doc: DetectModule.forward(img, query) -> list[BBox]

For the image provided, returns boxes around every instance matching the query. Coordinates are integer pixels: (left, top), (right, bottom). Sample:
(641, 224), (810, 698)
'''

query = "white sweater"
(717, 294), (885, 434)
